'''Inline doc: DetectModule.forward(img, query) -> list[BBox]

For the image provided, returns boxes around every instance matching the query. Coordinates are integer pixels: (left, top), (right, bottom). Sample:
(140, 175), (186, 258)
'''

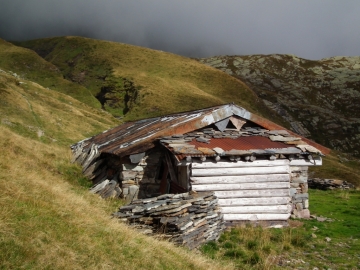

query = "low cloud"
(0, 0), (359, 59)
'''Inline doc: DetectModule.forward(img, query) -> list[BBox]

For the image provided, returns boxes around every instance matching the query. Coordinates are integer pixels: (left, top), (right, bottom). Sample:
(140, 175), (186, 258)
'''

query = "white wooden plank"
(191, 166), (289, 176)
(223, 213), (291, 221)
(190, 174), (290, 184)
(290, 166), (308, 172)
(290, 157), (322, 166)
(218, 197), (291, 206)
(220, 204), (292, 214)
(192, 182), (290, 191)
(191, 159), (290, 168)
(214, 189), (289, 198)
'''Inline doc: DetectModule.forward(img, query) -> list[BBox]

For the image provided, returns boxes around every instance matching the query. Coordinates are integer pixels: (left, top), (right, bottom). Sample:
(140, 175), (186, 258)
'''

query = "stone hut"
(71, 104), (329, 226)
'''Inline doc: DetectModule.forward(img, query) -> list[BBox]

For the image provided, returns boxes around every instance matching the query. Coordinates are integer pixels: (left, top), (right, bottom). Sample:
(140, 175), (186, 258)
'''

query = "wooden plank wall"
(190, 159), (291, 222)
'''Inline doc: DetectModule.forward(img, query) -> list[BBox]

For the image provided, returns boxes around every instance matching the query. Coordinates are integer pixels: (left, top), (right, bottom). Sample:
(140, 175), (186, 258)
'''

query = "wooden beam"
(223, 213), (291, 221)
(220, 205), (292, 214)
(165, 151), (178, 183)
(191, 182), (290, 192)
(290, 157), (322, 166)
(214, 189), (289, 198)
(191, 166), (290, 177)
(178, 165), (189, 190)
(159, 162), (169, 194)
(191, 159), (290, 168)
(190, 174), (290, 184)
(218, 197), (290, 206)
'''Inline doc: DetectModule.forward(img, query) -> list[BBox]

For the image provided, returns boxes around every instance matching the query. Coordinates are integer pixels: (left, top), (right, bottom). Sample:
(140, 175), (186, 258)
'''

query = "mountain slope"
(1, 37), (360, 269)
(0, 64), (232, 269)
(0, 38), (100, 108)
(199, 54), (360, 158)
(15, 36), (284, 124)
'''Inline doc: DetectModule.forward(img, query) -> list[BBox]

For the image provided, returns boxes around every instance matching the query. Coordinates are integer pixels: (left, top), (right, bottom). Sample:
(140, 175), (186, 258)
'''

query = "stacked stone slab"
(113, 192), (225, 249)
(308, 178), (355, 190)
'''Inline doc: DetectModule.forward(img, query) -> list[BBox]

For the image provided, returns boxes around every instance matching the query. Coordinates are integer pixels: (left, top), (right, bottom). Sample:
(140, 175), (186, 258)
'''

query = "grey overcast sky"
(0, 0), (359, 59)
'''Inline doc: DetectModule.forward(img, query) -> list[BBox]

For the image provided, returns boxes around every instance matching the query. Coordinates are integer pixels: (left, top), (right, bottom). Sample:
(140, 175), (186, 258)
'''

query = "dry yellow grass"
(0, 71), (234, 269)
(16, 36), (278, 123)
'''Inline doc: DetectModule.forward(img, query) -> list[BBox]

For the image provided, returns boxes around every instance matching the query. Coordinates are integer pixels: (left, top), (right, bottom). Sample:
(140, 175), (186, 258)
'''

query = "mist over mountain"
(1, 1), (360, 59)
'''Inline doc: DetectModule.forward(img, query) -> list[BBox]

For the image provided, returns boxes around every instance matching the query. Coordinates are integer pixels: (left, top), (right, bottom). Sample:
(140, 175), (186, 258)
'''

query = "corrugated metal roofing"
(72, 103), (330, 162)
(188, 136), (292, 151)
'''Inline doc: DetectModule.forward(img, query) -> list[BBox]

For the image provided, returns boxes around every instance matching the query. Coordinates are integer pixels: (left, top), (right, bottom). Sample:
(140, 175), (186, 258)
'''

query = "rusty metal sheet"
(249, 113), (330, 154)
(188, 136), (293, 151)
(72, 103), (330, 161)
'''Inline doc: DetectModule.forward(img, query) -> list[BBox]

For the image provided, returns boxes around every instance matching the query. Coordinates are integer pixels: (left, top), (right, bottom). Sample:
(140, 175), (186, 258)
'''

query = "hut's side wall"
(190, 159), (292, 225)
(120, 149), (164, 202)
(290, 165), (310, 218)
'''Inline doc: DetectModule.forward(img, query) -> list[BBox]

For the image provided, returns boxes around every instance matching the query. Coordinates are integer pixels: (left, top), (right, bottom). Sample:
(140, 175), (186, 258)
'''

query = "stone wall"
(90, 148), (165, 201)
(290, 166), (310, 218)
(121, 149), (164, 202)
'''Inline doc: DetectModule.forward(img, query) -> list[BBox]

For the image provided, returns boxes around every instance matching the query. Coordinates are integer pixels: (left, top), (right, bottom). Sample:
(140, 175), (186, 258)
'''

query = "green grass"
(200, 189), (360, 269)
(0, 69), (232, 270)
(14, 36), (279, 122)
(0, 38), (100, 109)
(310, 152), (360, 186)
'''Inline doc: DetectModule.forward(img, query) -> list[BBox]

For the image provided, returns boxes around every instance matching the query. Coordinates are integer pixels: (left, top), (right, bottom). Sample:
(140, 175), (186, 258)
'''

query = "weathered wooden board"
(289, 157), (322, 166)
(190, 174), (290, 184)
(178, 165), (189, 190)
(218, 197), (290, 206)
(191, 166), (289, 177)
(220, 204), (292, 214)
(290, 166), (309, 172)
(191, 159), (290, 168)
(223, 213), (291, 221)
(191, 182), (290, 191)
(213, 189), (289, 198)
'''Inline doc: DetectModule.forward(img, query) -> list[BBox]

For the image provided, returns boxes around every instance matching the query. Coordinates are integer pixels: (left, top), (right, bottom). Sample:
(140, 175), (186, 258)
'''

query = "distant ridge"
(200, 54), (360, 158)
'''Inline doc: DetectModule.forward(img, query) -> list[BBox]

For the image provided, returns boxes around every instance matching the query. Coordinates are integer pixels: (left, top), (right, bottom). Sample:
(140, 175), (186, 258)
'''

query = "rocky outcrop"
(199, 55), (360, 157)
(308, 178), (355, 190)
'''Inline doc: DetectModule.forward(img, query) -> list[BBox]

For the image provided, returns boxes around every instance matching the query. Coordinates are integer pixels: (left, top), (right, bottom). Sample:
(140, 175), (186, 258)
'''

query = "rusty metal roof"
(189, 136), (292, 151)
(72, 103), (330, 161)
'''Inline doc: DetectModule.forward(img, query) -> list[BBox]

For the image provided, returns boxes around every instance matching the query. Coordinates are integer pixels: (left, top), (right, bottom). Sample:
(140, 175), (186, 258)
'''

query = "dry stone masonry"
(89, 149), (164, 201)
(112, 192), (225, 249)
(290, 166), (310, 218)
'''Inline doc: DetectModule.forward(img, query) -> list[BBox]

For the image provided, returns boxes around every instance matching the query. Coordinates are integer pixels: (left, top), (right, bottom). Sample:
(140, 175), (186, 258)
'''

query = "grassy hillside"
(1, 36), (359, 269)
(0, 68), (233, 269)
(15, 36), (284, 124)
(0, 39), (100, 108)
